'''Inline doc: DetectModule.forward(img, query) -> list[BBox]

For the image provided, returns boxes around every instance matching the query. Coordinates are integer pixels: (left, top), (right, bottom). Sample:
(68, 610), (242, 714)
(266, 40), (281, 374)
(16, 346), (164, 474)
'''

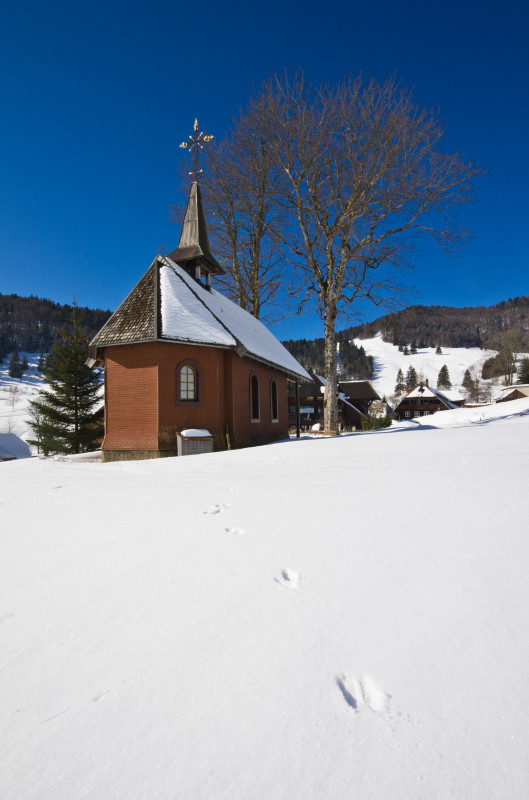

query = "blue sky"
(1, 0), (527, 341)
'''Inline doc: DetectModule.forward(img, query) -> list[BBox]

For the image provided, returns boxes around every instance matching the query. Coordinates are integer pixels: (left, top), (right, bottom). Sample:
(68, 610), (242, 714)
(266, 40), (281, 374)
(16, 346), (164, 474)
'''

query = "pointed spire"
(167, 182), (224, 276)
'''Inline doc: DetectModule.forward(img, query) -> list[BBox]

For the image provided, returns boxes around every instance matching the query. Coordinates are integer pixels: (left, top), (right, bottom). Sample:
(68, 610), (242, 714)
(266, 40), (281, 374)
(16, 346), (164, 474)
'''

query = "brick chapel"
(88, 181), (309, 462)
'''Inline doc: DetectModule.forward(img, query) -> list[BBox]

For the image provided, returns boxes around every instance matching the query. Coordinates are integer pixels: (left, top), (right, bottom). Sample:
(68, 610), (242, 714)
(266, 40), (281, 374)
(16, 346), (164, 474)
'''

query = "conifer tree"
(21, 355), (29, 372)
(437, 364), (452, 389)
(410, 340), (418, 354)
(462, 368), (473, 392)
(517, 358), (529, 384)
(38, 353), (46, 371)
(26, 308), (103, 455)
(436, 345), (443, 355)
(405, 365), (418, 392)
(395, 368), (406, 395)
(8, 350), (23, 378)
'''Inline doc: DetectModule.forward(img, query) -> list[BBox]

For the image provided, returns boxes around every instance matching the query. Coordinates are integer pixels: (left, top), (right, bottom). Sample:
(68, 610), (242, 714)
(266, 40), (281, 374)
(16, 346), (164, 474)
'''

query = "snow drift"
(1, 399), (529, 799)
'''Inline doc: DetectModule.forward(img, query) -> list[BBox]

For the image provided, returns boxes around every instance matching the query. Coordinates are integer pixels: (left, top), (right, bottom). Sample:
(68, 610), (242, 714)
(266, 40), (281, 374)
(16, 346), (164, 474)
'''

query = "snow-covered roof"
(90, 257), (310, 381)
(437, 389), (465, 403)
(500, 384), (529, 395)
(0, 433), (31, 460)
(405, 385), (438, 400)
(398, 384), (460, 410)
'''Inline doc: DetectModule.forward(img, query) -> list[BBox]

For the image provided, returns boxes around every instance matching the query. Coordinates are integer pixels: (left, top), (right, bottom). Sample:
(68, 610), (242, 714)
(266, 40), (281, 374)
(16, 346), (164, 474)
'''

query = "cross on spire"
(179, 118), (214, 182)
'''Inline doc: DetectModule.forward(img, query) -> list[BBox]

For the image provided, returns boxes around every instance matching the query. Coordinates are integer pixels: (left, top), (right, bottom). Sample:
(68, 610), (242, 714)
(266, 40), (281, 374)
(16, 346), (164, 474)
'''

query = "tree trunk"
(323, 310), (338, 432)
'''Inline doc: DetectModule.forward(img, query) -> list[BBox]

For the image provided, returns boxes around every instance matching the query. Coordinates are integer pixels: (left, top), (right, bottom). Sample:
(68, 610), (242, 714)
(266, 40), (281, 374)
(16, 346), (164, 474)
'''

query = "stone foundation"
(102, 449), (179, 463)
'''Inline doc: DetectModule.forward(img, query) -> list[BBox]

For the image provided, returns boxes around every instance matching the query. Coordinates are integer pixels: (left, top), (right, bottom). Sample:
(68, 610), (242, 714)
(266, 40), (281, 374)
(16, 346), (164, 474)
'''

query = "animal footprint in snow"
(275, 569), (301, 589)
(225, 526), (245, 535)
(203, 503), (229, 515)
(336, 673), (391, 713)
(92, 689), (112, 703)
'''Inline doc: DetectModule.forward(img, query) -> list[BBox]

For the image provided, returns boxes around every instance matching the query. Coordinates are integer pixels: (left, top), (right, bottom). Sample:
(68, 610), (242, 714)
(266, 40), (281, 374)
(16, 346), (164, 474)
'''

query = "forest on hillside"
(282, 337), (374, 380)
(2, 290), (528, 382)
(344, 296), (529, 349)
(0, 294), (111, 361)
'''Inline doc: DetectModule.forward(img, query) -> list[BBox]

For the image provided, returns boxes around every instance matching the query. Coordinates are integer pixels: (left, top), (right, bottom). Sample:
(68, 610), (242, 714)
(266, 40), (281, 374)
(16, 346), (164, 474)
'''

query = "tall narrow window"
(180, 364), (198, 401)
(250, 374), (259, 421)
(270, 380), (278, 422)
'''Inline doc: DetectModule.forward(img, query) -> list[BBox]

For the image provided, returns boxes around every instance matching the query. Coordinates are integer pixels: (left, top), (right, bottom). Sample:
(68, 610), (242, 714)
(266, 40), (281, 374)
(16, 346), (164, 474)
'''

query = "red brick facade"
(102, 341), (289, 458)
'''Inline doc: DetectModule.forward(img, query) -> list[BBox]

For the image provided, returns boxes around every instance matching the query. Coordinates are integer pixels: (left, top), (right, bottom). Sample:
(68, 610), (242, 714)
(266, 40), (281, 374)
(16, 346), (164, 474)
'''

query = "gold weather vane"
(179, 118), (214, 181)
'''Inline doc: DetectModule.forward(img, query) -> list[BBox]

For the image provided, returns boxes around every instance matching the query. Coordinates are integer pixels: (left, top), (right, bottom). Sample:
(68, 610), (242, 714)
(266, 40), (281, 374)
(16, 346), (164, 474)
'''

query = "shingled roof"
(167, 182), (223, 275)
(89, 262), (159, 349)
(339, 380), (381, 401)
(89, 256), (310, 381)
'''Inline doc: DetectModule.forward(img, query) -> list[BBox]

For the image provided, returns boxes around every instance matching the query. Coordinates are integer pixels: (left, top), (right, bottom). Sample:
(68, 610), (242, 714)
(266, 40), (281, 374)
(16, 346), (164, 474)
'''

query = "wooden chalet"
(288, 375), (380, 430)
(393, 383), (465, 420)
(496, 384), (529, 403)
(89, 181), (310, 462)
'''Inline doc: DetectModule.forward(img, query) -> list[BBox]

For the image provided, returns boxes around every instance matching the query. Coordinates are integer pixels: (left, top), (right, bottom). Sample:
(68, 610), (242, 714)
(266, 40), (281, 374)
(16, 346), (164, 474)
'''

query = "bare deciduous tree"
(8, 385), (19, 409)
(485, 328), (526, 385)
(175, 74), (481, 430)
(253, 72), (481, 430)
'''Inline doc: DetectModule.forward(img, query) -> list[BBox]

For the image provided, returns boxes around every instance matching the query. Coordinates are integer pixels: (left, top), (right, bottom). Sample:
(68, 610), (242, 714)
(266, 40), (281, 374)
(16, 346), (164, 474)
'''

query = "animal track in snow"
(225, 526), (245, 535)
(92, 690), (112, 703)
(203, 503), (229, 515)
(40, 709), (70, 724)
(336, 672), (391, 713)
(275, 569), (301, 589)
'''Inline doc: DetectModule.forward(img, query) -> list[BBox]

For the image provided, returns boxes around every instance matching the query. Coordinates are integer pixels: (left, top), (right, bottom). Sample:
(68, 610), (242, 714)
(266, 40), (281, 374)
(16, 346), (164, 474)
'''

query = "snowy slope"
(353, 334), (498, 399)
(0, 353), (46, 445)
(2, 401), (529, 799)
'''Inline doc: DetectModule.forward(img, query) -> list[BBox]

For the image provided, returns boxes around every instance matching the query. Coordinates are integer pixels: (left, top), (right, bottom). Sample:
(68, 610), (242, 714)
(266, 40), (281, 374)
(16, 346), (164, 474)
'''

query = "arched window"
(250, 374), (260, 421)
(177, 362), (199, 402)
(270, 379), (278, 422)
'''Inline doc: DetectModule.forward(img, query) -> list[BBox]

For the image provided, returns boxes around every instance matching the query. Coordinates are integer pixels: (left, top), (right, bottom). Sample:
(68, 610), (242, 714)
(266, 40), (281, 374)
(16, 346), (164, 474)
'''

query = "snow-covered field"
(353, 334), (499, 400)
(2, 397), (529, 799)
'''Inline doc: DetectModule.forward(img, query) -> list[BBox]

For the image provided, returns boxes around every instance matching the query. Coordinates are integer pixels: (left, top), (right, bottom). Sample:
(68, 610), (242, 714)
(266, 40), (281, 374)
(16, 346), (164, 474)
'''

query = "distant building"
(88, 182), (309, 462)
(0, 433), (31, 462)
(393, 384), (465, 420)
(496, 384), (529, 403)
(288, 374), (380, 430)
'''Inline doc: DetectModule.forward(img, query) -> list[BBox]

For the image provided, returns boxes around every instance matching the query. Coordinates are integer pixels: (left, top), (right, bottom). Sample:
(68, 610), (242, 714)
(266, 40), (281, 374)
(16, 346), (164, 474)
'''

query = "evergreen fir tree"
(403, 345), (409, 355)
(21, 355), (29, 372)
(517, 358), (529, 384)
(437, 364), (452, 389)
(26, 308), (103, 455)
(8, 350), (23, 378)
(436, 345), (443, 355)
(405, 365), (418, 392)
(410, 340), (417, 354)
(462, 368), (473, 392)
(395, 368), (406, 394)
(38, 353), (46, 371)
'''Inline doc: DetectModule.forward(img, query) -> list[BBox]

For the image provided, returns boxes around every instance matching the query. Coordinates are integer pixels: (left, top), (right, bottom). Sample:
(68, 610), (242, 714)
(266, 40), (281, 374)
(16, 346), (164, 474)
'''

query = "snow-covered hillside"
(0, 353), (45, 446)
(353, 334), (498, 400)
(2, 400), (529, 799)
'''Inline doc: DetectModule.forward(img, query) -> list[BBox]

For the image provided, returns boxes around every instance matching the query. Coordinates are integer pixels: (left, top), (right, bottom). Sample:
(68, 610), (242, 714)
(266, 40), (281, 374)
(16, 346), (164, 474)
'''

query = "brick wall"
(157, 342), (226, 450)
(226, 352), (289, 448)
(103, 343), (159, 451)
(102, 341), (291, 455)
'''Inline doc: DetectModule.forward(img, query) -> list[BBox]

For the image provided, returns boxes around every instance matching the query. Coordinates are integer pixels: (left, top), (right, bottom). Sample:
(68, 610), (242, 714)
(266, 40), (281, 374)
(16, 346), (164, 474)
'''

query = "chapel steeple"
(168, 120), (224, 286)
(167, 181), (224, 283)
